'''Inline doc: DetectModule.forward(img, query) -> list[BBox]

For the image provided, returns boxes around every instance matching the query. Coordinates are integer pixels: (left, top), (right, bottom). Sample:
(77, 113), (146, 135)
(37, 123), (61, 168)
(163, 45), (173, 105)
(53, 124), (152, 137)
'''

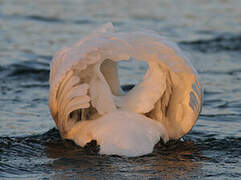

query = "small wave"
(0, 60), (50, 81)
(0, 128), (240, 179)
(0, 128), (240, 153)
(180, 34), (241, 52)
(0, 129), (240, 159)
(0, 13), (94, 25)
(8, 65), (49, 80)
(28, 15), (94, 25)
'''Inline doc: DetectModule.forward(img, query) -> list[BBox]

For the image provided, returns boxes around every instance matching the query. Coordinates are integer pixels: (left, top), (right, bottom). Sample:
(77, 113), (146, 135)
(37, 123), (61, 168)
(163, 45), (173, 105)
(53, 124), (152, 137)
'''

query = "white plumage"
(49, 23), (202, 157)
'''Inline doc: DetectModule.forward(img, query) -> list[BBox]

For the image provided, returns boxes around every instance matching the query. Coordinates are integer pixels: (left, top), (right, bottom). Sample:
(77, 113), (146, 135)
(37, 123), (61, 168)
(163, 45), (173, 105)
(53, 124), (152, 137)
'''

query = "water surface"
(0, 0), (241, 179)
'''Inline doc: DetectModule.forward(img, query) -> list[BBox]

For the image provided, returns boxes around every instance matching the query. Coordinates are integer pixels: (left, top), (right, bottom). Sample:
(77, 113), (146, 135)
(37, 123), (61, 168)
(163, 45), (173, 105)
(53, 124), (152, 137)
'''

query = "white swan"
(49, 23), (202, 157)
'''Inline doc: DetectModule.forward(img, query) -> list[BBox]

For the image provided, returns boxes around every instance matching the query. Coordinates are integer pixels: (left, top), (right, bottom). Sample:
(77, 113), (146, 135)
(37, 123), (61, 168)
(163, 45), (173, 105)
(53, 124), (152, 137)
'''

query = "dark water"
(0, 0), (241, 179)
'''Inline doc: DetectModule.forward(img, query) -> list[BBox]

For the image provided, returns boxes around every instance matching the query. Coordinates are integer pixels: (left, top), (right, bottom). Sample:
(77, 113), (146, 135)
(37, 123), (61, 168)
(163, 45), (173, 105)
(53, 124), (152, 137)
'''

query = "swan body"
(49, 23), (202, 157)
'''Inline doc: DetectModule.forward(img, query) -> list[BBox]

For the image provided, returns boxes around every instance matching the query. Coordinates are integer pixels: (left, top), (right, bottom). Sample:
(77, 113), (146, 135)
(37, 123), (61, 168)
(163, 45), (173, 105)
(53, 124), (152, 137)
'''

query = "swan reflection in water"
(45, 136), (203, 179)
(49, 23), (202, 157)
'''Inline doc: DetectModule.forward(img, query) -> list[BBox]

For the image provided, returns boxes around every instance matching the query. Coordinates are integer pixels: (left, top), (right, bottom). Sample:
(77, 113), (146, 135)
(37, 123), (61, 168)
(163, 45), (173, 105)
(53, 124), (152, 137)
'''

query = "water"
(0, 0), (241, 179)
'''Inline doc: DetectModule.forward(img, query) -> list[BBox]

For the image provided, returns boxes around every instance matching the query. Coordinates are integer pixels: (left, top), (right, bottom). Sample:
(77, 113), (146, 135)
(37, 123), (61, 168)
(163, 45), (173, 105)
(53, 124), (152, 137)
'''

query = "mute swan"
(49, 23), (202, 157)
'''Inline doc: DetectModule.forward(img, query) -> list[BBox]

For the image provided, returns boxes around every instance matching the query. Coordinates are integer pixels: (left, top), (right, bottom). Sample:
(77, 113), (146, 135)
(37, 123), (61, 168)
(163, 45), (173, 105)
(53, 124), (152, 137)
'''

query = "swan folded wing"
(114, 61), (166, 114)
(57, 80), (91, 134)
(49, 48), (71, 119)
(50, 58), (119, 135)
(50, 64), (92, 134)
(48, 25), (116, 123)
(163, 73), (202, 140)
(89, 72), (117, 115)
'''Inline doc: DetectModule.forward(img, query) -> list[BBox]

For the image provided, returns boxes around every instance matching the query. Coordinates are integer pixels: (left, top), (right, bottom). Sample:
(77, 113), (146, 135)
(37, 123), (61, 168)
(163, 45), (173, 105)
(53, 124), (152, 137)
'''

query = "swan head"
(49, 23), (202, 157)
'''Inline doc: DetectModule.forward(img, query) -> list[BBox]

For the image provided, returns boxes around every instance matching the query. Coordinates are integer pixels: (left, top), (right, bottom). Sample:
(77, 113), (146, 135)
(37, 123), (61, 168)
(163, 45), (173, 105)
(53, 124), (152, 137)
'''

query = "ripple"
(0, 13), (95, 25)
(0, 60), (50, 82)
(0, 129), (240, 179)
(180, 34), (241, 52)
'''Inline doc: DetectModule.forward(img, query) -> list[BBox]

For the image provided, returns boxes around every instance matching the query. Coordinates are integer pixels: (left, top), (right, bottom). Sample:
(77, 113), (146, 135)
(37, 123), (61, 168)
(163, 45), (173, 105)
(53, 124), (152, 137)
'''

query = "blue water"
(0, 0), (241, 179)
